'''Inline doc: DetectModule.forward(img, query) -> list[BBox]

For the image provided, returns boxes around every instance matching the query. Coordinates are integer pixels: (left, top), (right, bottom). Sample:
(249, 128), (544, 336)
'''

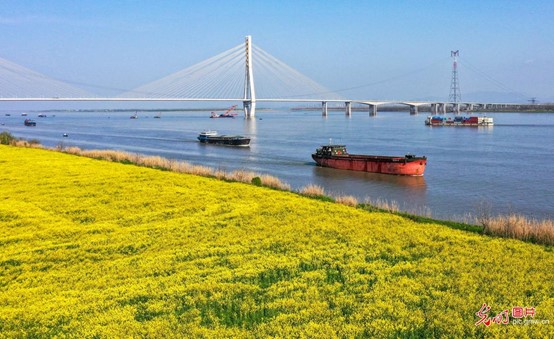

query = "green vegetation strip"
(1, 145), (553, 337)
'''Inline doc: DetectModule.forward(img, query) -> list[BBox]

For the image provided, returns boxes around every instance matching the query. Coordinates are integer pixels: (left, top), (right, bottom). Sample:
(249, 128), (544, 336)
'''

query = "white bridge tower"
(243, 35), (256, 118)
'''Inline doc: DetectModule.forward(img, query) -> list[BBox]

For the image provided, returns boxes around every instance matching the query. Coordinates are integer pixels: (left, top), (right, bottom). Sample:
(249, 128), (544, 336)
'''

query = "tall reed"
(298, 184), (326, 197)
(480, 214), (554, 245)
(335, 195), (358, 207)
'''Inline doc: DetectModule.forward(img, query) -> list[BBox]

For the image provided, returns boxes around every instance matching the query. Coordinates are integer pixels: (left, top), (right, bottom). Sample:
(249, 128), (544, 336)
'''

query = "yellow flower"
(0, 145), (553, 337)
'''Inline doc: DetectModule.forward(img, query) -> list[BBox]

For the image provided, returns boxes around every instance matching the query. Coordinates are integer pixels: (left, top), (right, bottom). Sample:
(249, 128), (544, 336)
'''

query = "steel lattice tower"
(449, 50), (461, 102)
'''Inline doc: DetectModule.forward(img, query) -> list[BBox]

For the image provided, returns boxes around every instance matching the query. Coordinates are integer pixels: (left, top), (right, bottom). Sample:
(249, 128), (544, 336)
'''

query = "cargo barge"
(197, 131), (250, 147)
(425, 115), (493, 126)
(312, 145), (426, 176)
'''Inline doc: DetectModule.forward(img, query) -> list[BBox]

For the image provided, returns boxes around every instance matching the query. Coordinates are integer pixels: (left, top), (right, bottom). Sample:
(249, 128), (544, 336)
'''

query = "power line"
(0, 56), (94, 97)
(457, 57), (529, 99)
(323, 57), (450, 98)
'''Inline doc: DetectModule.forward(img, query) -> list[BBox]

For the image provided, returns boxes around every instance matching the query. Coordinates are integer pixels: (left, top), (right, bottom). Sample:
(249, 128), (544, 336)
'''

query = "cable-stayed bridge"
(0, 36), (520, 117)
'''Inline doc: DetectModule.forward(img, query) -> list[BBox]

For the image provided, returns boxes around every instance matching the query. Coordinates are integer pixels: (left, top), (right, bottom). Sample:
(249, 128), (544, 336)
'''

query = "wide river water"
(2, 109), (553, 221)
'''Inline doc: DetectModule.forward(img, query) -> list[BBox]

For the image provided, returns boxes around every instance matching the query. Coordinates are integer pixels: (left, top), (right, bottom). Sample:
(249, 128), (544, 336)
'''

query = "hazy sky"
(1, 0), (553, 103)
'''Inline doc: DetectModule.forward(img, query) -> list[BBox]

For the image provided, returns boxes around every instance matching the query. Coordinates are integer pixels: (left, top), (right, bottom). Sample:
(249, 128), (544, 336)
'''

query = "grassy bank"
(3, 132), (554, 246)
(1, 145), (553, 337)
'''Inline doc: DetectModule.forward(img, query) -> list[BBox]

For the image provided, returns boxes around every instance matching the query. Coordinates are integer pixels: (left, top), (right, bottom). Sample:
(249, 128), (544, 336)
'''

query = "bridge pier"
(322, 101), (328, 116)
(453, 103), (460, 114)
(435, 103), (446, 114)
(243, 100), (256, 118)
(409, 105), (419, 115)
(368, 104), (377, 116)
(345, 101), (352, 116)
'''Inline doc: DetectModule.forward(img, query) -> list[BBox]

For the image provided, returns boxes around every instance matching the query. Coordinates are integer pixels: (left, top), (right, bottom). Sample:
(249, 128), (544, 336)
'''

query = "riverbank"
(2, 132), (553, 246)
(1, 144), (553, 337)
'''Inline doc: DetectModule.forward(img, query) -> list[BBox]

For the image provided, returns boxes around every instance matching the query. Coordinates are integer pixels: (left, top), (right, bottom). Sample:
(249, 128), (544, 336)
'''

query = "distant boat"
(153, 113), (161, 118)
(21, 113), (28, 116)
(4, 113), (10, 116)
(130, 112), (138, 119)
(24, 119), (37, 126)
(63, 133), (69, 137)
(197, 131), (250, 147)
(37, 114), (47, 118)
(210, 105), (238, 118)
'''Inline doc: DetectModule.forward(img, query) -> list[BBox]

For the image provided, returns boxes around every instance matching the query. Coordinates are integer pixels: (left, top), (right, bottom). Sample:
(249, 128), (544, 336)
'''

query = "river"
(2, 109), (553, 221)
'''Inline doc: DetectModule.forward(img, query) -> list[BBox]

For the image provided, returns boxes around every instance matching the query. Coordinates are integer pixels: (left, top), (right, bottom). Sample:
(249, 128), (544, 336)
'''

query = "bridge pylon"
(243, 35), (256, 118)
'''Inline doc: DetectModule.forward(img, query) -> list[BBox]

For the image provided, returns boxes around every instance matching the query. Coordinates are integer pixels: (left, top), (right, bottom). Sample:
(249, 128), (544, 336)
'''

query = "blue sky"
(1, 0), (553, 103)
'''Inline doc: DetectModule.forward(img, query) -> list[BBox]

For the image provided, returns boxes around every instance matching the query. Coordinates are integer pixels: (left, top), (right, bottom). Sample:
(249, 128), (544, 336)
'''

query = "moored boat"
(425, 115), (493, 126)
(312, 145), (426, 176)
(197, 131), (250, 147)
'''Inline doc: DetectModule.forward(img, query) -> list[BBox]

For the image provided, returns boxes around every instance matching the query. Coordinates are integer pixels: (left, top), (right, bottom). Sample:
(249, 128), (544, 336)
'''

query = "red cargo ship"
(312, 145), (427, 176)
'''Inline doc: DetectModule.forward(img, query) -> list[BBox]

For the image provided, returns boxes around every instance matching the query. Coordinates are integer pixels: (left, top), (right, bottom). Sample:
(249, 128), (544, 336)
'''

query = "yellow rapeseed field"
(1, 145), (553, 337)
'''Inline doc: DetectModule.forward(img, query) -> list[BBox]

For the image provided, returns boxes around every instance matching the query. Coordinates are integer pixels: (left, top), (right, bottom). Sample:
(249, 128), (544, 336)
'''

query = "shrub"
(251, 176), (262, 186)
(0, 131), (15, 145)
